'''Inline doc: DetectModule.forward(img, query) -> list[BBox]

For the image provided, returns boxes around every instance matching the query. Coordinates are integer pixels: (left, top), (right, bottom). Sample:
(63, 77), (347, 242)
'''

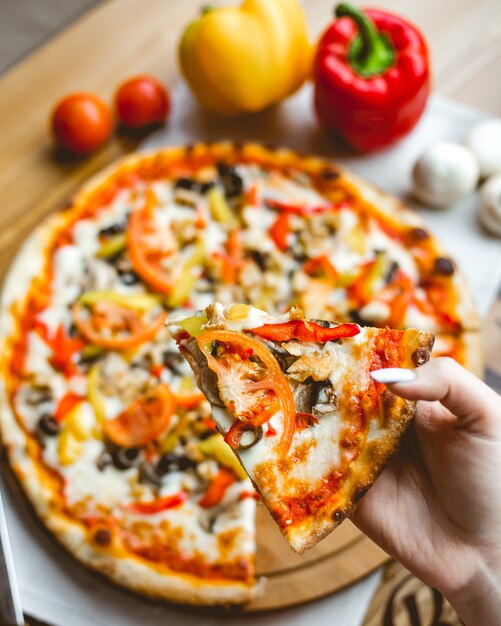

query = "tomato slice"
(103, 384), (175, 448)
(72, 301), (166, 350)
(127, 188), (176, 295)
(248, 320), (360, 343)
(197, 330), (295, 456)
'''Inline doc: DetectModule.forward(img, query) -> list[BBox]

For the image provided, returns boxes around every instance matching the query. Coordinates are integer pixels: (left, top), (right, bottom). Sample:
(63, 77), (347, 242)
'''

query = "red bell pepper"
(269, 213), (289, 251)
(265, 198), (335, 215)
(54, 392), (83, 423)
(314, 3), (430, 152)
(125, 492), (188, 515)
(198, 468), (236, 508)
(303, 255), (339, 282)
(248, 320), (360, 343)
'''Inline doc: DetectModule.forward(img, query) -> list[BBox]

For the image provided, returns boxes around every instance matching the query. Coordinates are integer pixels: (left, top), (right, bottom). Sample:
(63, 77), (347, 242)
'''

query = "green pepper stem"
(335, 3), (395, 77)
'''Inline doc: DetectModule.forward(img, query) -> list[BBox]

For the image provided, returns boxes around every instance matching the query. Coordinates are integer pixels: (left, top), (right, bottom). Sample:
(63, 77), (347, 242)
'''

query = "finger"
(372, 357), (501, 436)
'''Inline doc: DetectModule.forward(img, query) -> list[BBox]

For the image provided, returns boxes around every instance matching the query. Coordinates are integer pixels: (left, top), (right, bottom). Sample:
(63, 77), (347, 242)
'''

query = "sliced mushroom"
(312, 380), (338, 417)
(269, 344), (300, 372)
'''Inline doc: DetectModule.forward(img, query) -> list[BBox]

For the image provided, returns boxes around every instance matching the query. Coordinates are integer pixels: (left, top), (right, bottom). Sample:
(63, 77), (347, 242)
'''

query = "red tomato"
(51, 93), (112, 155)
(115, 75), (171, 129)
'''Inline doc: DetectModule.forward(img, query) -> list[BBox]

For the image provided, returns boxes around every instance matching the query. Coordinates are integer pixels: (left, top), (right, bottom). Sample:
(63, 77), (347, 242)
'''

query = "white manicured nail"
(371, 368), (417, 384)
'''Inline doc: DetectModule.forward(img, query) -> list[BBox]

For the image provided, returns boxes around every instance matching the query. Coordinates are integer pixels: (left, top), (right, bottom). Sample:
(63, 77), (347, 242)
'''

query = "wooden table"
(1, 1), (501, 625)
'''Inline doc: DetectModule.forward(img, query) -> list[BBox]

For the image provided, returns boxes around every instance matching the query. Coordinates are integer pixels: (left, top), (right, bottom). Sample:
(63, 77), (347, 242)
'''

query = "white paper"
(3, 84), (500, 626)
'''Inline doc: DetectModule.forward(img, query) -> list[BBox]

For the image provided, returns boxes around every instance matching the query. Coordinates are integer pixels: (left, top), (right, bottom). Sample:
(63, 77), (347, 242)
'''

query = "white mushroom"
(479, 174), (501, 237)
(464, 119), (501, 178)
(412, 142), (479, 209)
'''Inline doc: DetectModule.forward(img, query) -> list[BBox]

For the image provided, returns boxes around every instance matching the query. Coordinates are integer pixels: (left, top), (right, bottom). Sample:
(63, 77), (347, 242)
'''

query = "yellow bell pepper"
(179, 0), (311, 116)
(208, 188), (238, 228)
(87, 363), (107, 423)
(198, 434), (248, 480)
(165, 239), (206, 308)
(177, 314), (208, 337)
(78, 291), (161, 312)
(96, 233), (127, 258)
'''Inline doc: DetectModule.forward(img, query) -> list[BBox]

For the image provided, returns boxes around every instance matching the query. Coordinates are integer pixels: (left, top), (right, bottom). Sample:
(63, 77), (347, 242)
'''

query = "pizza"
(170, 303), (434, 553)
(0, 142), (480, 604)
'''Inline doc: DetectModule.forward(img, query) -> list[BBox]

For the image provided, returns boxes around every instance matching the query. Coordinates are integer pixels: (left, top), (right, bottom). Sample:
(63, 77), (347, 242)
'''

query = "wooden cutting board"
(249, 506), (387, 611)
(2, 1), (501, 624)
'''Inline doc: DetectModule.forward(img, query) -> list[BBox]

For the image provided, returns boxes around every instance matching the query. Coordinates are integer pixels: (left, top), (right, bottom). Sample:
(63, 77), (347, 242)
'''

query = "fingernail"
(371, 368), (417, 384)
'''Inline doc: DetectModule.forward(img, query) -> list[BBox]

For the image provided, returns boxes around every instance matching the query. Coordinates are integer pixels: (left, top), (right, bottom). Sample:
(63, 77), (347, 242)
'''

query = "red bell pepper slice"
(125, 491), (187, 515)
(303, 256), (339, 282)
(198, 468), (236, 508)
(265, 198), (336, 215)
(54, 392), (83, 423)
(269, 213), (289, 251)
(248, 320), (360, 343)
(48, 324), (85, 377)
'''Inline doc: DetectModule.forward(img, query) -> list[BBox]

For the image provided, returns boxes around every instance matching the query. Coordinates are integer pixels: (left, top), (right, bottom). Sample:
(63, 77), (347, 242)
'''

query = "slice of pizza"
(169, 303), (434, 554)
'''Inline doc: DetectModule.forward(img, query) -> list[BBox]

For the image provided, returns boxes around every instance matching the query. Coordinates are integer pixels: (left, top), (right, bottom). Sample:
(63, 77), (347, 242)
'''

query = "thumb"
(371, 357), (501, 438)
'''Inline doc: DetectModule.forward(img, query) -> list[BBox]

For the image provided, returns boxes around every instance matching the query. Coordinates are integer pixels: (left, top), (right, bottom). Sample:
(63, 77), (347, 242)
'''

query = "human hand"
(350, 357), (501, 626)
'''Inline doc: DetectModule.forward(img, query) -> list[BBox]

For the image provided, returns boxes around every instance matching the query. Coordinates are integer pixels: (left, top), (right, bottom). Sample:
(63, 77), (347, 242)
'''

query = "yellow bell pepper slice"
(198, 434), (248, 480)
(165, 239), (206, 308)
(87, 363), (107, 423)
(208, 188), (238, 228)
(58, 431), (82, 466)
(78, 291), (162, 312)
(96, 233), (127, 258)
(177, 315), (208, 337)
(160, 414), (189, 454)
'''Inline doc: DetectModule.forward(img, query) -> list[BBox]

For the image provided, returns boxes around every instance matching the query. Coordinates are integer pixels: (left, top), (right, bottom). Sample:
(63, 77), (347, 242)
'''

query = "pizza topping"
(72, 297), (166, 350)
(127, 188), (177, 295)
(198, 434), (248, 480)
(199, 468), (236, 508)
(197, 330), (296, 455)
(96, 450), (113, 471)
(265, 198), (335, 215)
(47, 324), (85, 377)
(286, 350), (337, 383)
(248, 320), (360, 343)
(125, 491), (188, 515)
(269, 213), (290, 251)
(96, 233), (127, 259)
(103, 384), (175, 448)
(111, 447), (141, 470)
(208, 187), (239, 228)
(156, 453), (197, 474)
(93, 527), (112, 546)
(433, 257), (455, 276)
(36, 413), (60, 438)
(54, 392), (83, 423)
(216, 162), (244, 199)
